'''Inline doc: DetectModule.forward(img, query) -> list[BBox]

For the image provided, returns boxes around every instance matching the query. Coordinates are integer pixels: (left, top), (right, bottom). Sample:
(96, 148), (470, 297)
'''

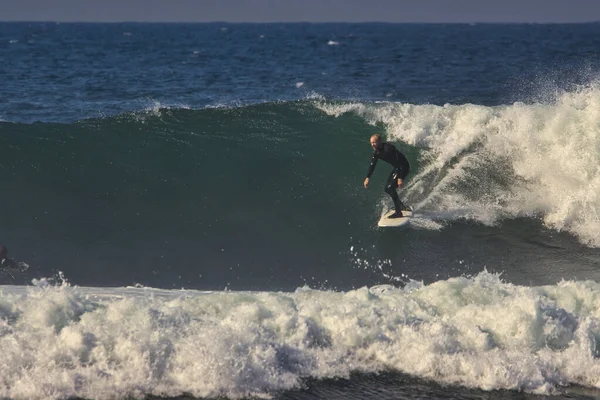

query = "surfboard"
(377, 209), (413, 228)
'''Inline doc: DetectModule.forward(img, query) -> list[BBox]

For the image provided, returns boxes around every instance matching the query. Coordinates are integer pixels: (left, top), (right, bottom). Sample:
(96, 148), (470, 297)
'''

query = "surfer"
(363, 133), (411, 218)
(0, 245), (17, 269)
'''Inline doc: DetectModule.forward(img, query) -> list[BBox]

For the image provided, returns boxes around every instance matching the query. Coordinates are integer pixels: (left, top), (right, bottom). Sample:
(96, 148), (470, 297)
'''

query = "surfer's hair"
(370, 133), (382, 142)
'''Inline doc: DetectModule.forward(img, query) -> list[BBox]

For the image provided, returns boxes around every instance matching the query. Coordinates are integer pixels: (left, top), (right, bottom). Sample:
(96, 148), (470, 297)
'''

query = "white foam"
(317, 82), (600, 246)
(4, 272), (600, 398)
(127, 101), (192, 123)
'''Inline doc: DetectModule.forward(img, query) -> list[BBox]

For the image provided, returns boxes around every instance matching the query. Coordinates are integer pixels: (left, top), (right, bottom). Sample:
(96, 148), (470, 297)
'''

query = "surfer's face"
(370, 138), (380, 150)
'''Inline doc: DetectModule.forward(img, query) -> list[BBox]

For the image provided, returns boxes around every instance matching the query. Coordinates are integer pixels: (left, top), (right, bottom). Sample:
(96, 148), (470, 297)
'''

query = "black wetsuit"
(366, 142), (411, 212)
(0, 257), (16, 269)
(0, 245), (16, 269)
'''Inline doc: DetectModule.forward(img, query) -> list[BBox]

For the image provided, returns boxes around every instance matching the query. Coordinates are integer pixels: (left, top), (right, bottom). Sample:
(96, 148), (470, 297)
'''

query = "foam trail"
(4, 271), (600, 399)
(317, 82), (600, 246)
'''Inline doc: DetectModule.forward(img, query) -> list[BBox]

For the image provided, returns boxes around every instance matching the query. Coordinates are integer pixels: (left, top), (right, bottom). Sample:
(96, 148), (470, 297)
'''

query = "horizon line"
(2, 20), (600, 24)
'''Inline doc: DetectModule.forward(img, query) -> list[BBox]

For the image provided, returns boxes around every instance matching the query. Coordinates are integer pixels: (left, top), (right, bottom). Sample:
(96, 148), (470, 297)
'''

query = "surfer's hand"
(364, 177), (369, 188)
(397, 178), (403, 188)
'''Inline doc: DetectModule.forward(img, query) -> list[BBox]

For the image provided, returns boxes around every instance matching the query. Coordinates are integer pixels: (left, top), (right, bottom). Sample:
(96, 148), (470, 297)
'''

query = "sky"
(1, 0), (600, 23)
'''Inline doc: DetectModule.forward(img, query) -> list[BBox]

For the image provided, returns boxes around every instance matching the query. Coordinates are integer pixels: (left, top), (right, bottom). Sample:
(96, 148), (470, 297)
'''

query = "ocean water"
(2, 21), (600, 400)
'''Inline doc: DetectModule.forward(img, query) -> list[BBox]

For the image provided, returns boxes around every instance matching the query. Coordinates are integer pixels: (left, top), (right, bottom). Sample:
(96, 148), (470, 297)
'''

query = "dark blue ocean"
(2, 22), (600, 400)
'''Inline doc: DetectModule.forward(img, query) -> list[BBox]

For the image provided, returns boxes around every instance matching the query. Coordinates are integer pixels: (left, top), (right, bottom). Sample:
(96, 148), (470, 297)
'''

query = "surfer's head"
(370, 134), (382, 150)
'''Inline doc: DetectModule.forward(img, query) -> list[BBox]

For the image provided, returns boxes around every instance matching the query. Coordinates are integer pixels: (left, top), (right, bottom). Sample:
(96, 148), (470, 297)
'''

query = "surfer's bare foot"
(388, 211), (403, 218)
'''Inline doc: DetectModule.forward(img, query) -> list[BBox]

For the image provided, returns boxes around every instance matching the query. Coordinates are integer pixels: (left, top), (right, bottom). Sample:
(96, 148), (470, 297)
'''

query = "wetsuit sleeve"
(366, 152), (378, 178)
(0, 257), (16, 269)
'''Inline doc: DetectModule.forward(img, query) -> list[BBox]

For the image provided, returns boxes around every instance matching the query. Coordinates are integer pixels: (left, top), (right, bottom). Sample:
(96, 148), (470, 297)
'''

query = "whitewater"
(319, 81), (600, 246)
(3, 271), (600, 399)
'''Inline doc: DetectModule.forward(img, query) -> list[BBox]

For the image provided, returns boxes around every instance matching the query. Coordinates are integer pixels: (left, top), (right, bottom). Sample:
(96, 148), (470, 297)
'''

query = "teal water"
(3, 100), (600, 292)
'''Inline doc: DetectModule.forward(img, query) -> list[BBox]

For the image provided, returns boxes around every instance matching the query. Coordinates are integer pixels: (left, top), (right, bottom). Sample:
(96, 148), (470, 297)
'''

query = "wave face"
(1, 102), (384, 289)
(2, 94), (600, 290)
(2, 272), (600, 399)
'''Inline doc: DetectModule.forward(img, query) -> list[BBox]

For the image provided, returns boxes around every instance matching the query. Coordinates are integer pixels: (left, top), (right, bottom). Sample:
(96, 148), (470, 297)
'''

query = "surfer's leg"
(385, 170), (406, 216)
(397, 168), (411, 211)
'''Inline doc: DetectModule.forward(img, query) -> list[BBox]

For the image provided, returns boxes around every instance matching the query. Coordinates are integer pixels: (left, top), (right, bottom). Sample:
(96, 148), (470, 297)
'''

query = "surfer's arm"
(364, 153), (378, 188)
(366, 153), (378, 178)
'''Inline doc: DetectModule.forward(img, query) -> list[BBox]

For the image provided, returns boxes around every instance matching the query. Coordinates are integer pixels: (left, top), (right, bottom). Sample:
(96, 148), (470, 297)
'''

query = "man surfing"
(364, 133), (411, 218)
(0, 245), (17, 269)
(0, 244), (29, 274)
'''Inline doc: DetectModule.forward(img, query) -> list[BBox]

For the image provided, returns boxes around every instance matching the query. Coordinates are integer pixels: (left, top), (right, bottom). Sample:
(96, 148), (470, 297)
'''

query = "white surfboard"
(377, 209), (413, 228)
